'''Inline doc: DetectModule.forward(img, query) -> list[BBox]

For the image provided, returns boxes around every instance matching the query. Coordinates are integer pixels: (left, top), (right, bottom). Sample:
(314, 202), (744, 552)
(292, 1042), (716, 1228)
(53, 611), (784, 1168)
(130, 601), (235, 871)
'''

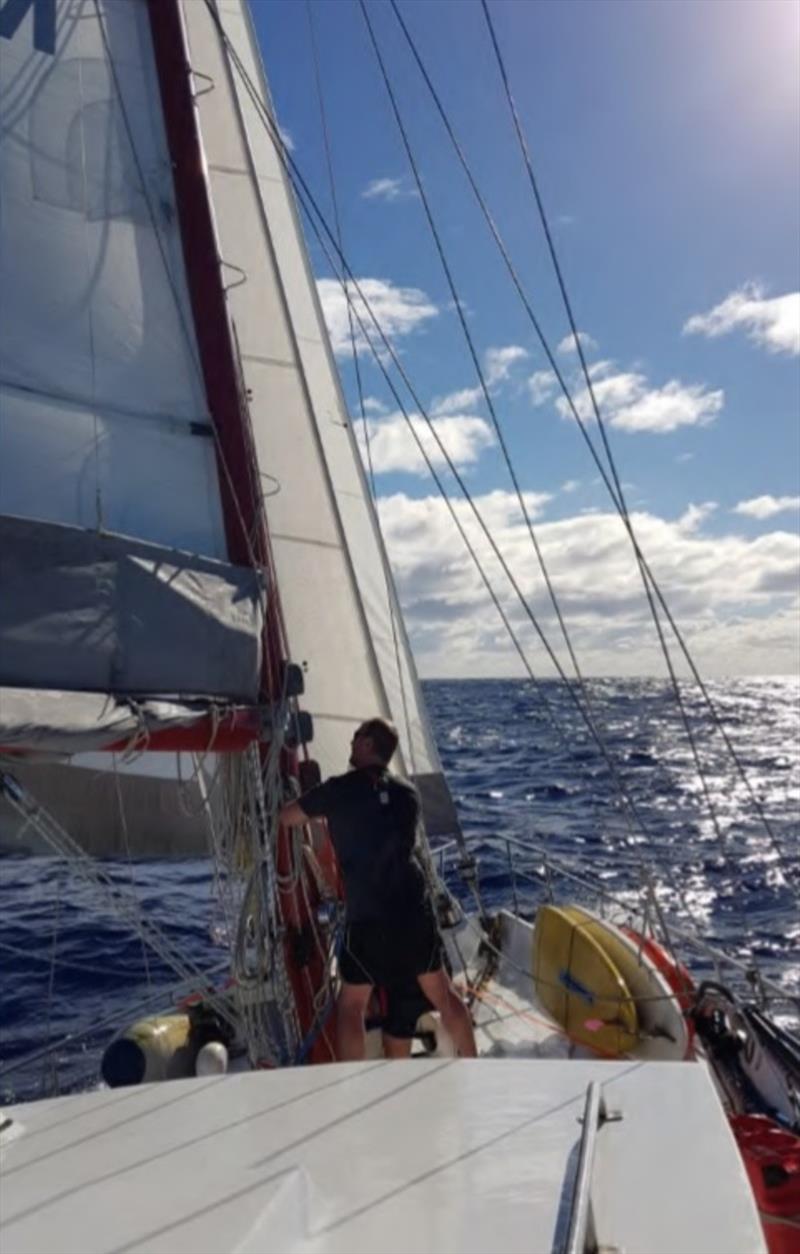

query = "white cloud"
(678, 501), (718, 531)
(734, 495), (800, 519)
(316, 277), (438, 358)
(527, 369), (557, 406)
(362, 396), (388, 415)
(430, 386), (483, 416)
(676, 452), (694, 463)
(277, 125), (295, 153)
(557, 330), (598, 355)
(375, 492), (800, 677)
(611, 381), (724, 433)
(362, 177), (416, 202)
(484, 345), (528, 386)
(684, 284), (800, 356)
(561, 479), (581, 493)
(355, 413), (494, 476)
(557, 369), (723, 433)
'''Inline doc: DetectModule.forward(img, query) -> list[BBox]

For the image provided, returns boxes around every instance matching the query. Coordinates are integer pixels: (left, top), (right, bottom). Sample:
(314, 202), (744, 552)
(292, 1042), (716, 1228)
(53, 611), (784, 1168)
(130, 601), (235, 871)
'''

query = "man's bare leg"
(416, 968), (477, 1057)
(336, 982), (373, 1061)
(382, 1033), (413, 1059)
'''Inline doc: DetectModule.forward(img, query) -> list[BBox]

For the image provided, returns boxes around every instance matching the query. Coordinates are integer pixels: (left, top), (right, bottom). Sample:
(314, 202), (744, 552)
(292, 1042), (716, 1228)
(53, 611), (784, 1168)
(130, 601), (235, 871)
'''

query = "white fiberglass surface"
(0, 1058), (764, 1254)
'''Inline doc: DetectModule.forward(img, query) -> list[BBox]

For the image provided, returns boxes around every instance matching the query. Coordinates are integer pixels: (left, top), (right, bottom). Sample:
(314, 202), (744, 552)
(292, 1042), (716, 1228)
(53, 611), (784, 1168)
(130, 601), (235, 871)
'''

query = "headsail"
(180, 0), (459, 834)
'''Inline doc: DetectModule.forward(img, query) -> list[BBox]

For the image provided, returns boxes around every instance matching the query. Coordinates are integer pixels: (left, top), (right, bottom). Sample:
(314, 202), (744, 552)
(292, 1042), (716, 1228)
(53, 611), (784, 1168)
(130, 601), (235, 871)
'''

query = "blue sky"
(250, 0), (800, 677)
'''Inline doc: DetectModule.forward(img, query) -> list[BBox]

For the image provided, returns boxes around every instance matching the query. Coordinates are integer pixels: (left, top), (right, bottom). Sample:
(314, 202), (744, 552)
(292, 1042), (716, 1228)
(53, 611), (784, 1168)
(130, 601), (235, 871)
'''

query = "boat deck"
(449, 910), (595, 1061)
(0, 1057), (763, 1254)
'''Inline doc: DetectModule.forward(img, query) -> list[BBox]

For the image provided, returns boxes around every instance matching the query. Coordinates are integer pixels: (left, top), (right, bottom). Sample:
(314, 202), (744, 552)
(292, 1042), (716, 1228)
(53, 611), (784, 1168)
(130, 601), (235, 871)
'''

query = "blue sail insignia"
(0, 0), (56, 55)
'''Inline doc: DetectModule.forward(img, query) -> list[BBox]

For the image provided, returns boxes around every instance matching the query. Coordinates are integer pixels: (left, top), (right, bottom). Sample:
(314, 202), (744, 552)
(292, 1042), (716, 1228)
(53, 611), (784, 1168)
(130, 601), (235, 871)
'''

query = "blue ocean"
(2, 677), (798, 1104)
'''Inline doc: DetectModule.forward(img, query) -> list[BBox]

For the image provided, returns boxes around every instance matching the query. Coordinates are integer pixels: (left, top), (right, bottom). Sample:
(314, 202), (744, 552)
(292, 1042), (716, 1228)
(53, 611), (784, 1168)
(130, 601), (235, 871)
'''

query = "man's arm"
(278, 776), (338, 829)
(278, 800), (310, 828)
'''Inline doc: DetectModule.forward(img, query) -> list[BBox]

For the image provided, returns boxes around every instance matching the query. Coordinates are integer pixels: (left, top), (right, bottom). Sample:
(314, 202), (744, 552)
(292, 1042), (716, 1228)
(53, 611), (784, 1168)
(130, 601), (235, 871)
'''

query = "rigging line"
(304, 254), (561, 740)
(295, 211), (713, 932)
(202, 1), (739, 939)
(202, 21), (563, 734)
(362, 0), (586, 696)
(478, 0), (797, 891)
(199, 5), (569, 749)
(385, 0), (620, 768)
(390, 0), (750, 896)
(294, 203), (662, 861)
(305, 0), (416, 775)
(383, 0), (647, 850)
(236, 60), (611, 766)
(208, 9), (692, 879)
(477, 828), (800, 982)
(74, 52), (103, 537)
(443, 846), (799, 1009)
(479, 0), (625, 502)
(391, 0), (790, 895)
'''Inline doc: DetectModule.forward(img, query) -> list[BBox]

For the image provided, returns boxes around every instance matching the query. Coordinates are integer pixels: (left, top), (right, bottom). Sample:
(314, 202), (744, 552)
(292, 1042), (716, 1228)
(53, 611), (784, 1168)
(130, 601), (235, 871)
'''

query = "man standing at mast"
(279, 718), (476, 1060)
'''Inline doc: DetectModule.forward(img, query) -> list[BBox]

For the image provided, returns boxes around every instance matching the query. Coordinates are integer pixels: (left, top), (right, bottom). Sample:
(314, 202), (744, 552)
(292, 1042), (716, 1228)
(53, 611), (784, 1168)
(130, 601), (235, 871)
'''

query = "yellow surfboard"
(532, 903), (638, 1055)
(562, 906), (689, 1060)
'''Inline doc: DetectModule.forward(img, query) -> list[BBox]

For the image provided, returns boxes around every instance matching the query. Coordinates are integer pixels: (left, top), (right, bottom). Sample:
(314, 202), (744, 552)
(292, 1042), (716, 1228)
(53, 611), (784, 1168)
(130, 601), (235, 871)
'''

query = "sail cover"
(0, 689), (240, 755)
(180, 0), (459, 834)
(0, 515), (263, 702)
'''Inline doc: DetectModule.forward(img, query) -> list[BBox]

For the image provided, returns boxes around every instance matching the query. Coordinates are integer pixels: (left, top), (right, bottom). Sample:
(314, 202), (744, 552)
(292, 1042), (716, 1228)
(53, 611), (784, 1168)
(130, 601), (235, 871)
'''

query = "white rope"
(115, 700), (151, 765)
(229, 732), (303, 1066)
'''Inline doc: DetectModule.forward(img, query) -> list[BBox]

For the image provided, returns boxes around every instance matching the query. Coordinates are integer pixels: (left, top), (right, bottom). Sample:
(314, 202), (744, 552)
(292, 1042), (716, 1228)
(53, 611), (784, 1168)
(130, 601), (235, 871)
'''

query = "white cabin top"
(1, 1058), (765, 1254)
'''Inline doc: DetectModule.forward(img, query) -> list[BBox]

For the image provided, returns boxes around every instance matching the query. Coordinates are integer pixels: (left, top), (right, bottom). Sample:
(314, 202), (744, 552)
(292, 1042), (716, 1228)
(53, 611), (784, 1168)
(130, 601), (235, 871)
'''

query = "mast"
(146, 0), (280, 689)
(147, 0), (335, 1063)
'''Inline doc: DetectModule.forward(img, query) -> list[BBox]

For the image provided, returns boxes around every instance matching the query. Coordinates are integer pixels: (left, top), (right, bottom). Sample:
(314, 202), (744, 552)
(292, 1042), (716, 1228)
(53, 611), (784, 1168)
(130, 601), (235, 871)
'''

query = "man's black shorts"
(380, 982), (432, 1038)
(339, 910), (443, 987)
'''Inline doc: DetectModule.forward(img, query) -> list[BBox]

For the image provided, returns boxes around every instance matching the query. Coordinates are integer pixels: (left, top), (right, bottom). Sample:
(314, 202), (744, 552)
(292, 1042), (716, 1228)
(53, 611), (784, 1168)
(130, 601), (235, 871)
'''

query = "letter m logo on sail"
(0, 0), (56, 55)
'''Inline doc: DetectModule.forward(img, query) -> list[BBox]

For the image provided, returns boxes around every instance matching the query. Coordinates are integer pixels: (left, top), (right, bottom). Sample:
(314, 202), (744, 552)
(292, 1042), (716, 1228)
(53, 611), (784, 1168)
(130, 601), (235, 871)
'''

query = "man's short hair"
(361, 717), (399, 765)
